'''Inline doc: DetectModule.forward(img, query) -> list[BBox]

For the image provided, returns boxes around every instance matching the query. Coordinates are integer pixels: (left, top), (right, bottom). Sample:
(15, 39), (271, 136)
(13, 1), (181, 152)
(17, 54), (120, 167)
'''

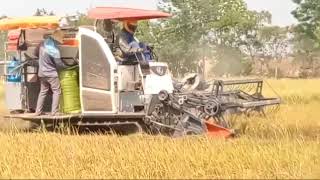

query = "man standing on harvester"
(35, 30), (68, 116)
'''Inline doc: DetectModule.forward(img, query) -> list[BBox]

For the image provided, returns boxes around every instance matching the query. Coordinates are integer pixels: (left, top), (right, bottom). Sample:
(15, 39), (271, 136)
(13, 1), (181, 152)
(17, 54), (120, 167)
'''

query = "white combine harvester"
(0, 7), (280, 138)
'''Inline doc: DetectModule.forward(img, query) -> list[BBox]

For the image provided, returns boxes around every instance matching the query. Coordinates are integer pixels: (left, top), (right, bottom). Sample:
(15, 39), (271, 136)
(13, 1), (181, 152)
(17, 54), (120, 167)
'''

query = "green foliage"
(74, 12), (94, 27)
(294, 34), (318, 61)
(0, 3), (291, 77)
(292, 0), (320, 75)
(292, 0), (320, 77)
(292, 0), (320, 42)
(293, 31), (320, 76)
(213, 46), (252, 76)
(137, 0), (273, 77)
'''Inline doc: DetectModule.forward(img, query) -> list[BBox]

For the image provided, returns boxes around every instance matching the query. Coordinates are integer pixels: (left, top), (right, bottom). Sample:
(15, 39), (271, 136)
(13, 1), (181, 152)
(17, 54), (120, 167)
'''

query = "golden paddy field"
(0, 79), (319, 179)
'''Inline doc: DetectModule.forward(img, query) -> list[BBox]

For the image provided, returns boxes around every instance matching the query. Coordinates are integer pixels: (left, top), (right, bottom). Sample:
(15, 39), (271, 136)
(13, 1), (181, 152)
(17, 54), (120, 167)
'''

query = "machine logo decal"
(151, 66), (167, 76)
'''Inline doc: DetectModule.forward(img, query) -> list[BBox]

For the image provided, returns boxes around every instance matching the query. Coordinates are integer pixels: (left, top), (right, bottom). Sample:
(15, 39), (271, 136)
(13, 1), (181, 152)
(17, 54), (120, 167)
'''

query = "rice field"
(0, 79), (319, 179)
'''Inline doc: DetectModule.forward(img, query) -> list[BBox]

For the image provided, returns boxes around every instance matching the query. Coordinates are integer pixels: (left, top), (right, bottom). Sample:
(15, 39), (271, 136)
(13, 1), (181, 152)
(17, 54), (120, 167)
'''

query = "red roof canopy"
(88, 7), (171, 21)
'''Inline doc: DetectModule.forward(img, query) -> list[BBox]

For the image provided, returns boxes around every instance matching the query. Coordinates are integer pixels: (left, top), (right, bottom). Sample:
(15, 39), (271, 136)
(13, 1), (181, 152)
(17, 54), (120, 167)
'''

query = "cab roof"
(88, 7), (171, 21)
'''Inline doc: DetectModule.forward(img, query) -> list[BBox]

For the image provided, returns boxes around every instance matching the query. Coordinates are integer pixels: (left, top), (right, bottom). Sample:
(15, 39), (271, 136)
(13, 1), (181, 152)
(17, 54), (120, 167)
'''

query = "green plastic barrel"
(59, 66), (81, 114)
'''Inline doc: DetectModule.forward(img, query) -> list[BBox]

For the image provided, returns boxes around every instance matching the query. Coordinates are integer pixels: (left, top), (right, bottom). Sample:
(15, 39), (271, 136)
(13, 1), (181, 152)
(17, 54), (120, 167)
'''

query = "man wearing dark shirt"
(35, 30), (67, 116)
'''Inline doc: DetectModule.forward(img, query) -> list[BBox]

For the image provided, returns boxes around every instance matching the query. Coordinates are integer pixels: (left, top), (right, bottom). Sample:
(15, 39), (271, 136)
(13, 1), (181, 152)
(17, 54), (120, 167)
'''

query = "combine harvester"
(0, 7), (280, 138)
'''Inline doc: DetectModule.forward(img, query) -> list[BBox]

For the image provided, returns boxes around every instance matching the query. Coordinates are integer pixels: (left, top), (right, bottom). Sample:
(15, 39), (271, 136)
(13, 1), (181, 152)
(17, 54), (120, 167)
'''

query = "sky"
(0, 0), (157, 17)
(0, 0), (297, 26)
(245, 0), (298, 26)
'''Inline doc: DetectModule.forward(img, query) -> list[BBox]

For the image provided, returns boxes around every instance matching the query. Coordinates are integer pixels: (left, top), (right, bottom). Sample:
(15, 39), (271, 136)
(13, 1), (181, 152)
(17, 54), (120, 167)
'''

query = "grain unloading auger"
(0, 7), (281, 138)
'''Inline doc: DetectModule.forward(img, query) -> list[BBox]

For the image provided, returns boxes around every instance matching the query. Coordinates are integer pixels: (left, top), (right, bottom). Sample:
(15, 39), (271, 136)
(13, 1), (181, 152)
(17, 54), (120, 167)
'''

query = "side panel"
(82, 90), (113, 111)
(118, 65), (141, 91)
(142, 62), (174, 95)
(78, 28), (117, 114)
(5, 82), (23, 110)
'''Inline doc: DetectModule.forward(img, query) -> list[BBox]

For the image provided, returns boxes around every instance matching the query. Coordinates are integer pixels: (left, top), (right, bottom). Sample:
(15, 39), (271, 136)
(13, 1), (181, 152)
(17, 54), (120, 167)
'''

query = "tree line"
(0, 1), (320, 78)
(135, 0), (320, 78)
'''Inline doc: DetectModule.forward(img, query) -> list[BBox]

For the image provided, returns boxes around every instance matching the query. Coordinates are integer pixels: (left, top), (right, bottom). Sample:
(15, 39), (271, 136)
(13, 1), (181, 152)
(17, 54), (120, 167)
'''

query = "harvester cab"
(0, 7), (280, 138)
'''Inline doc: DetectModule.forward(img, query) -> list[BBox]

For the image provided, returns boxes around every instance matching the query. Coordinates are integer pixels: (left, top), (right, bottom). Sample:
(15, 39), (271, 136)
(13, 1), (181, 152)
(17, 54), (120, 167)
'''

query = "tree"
(34, 8), (55, 16)
(0, 31), (7, 60)
(74, 12), (94, 27)
(292, 0), (320, 77)
(259, 26), (292, 77)
(238, 11), (272, 62)
(259, 27), (291, 61)
(213, 46), (251, 76)
(292, 0), (320, 42)
(293, 31), (320, 77)
(138, 0), (267, 77)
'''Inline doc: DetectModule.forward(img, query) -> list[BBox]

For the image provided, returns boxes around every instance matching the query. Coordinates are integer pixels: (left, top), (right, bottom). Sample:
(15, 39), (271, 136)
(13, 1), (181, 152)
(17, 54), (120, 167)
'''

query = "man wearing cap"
(35, 30), (68, 116)
(118, 20), (152, 61)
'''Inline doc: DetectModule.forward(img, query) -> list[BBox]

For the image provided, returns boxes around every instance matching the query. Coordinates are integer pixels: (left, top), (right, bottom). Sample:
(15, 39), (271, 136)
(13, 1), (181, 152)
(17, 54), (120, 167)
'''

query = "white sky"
(0, 0), (297, 26)
(0, 0), (157, 17)
(245, 0), (298, 26)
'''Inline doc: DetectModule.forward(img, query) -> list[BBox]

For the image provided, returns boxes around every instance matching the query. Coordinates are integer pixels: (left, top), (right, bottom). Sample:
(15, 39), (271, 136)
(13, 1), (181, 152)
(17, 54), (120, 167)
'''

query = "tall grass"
(264, 79), (320, 104)
(0, 133), (319, 179)
(0, 79), (319, 179)
(233, 103), (320, 139)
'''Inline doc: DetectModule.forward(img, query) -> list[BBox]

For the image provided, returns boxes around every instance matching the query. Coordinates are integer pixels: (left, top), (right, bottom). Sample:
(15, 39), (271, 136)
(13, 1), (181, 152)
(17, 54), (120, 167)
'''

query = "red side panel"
(7, 30), (20, 51)
(7, 41), (18, 51)
(205, 121), (234, 139)
(88, 7), (171, 20)
(8, 30), (20, 40)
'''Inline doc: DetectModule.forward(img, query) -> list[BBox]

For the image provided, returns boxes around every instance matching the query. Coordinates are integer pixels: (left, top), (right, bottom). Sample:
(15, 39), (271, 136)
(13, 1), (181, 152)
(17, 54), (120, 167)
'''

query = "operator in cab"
(34, 30), (68, 116)
(117, 20), (152, 62)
